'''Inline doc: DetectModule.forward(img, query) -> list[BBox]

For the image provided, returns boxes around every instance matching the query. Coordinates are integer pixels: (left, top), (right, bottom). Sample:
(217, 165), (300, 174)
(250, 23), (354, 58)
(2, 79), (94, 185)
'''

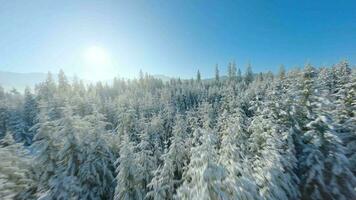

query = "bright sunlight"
(84, 46), (110, 65)
(82, 46), (114, 81)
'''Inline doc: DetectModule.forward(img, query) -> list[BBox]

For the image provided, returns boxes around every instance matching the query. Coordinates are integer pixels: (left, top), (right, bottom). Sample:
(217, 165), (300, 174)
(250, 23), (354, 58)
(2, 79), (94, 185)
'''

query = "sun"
(82, 46), (115, 81)
(84, 46), (110, 65)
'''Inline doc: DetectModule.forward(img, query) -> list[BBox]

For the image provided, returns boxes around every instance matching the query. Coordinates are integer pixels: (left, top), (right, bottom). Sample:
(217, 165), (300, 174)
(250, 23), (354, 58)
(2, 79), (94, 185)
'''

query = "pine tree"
(0, 95), (8, 138)
(0, 133), (33, 200)
(218, 109), (259, 200)
(78, 111), (116, 200)
(215, 64), (220, 83)
(114, 134), (143, 200)
(7, 108), (26, 143)
(245, 63), (254, 85)
(136, 123), (157, 197)
(57, 69), (71, 97)
(299, 96), (356, 200)
(23, 87), (38, 145)
(147, 115), (189, 200)
(330, 62), (356, 173)
(46, 108), (83, 200)
(297, 64), (356, 200)
(197, 70), (201, 83)
(237, 68), (242, 82)
(227, 62), (233, 81)
(278, 65), (286, 80)
(176, 131), (229, 200)
(248, 112), (300, 200)
(37, 72), (57, 103)
(231, 61), (237, 81)
(31, 113), (59, 191)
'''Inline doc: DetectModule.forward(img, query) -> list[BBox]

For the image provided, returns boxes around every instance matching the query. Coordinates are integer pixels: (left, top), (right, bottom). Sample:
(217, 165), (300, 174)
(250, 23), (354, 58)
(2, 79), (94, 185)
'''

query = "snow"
(0, 61), (355, 200)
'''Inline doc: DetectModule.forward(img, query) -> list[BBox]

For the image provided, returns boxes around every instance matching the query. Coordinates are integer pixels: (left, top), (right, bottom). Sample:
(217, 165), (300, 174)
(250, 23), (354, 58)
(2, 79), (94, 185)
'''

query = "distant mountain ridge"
(0, 71), (48, 91)
(0, 71), (174, 92)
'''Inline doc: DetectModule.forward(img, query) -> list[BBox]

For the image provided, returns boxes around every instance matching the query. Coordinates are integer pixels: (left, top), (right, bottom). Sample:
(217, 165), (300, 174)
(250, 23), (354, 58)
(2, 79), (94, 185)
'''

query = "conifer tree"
(219, 109), (259, 200)
(215, 64), (220, 83)
(197, 70), (201, 83)
(0, 133), (33, 200)
(176, 131), (229, 200)
(147, 115), (189, 200)
(115, 134), (143, 200)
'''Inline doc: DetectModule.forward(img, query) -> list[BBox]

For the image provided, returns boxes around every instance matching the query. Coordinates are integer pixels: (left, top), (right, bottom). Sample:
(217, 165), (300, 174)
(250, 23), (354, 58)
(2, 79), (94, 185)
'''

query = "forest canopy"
(0, 61), (355, 200)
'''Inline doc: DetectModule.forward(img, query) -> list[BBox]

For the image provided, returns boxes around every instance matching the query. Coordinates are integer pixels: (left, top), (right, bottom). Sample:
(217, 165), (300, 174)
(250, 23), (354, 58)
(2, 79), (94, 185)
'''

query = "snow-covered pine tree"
(248, 111), (300, 200)
(136, 121), (157, 197)
(0, 133), (33, 200)
(31, 112), (59, 191)
(175, 131), (229, 200)
(45, 107), (83, 200)
(298, 64), (356, 200)
(147, 115), (189, 200)
(149, 114), (165, 165)
(190, 102), (216, 147)
(36, 72), (57, 103)
(299, 105), (356, 200)
(114, 133), (143, 200)
(218, 108), (259, 200)
(0, 92), (8, 138)
(7, 107), (27, 143)
(245, 63), (254, 85)
(57, 70), (71, 98)
(78, 111), (116, 200)
(215, 64), (220, 83)
(23, 87), (38, 145)
(330, 62), (356, 174)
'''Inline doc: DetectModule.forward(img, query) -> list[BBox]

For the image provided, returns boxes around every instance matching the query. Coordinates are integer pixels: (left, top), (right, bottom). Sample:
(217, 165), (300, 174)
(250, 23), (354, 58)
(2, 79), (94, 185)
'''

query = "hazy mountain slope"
(0, 71), (47, 91)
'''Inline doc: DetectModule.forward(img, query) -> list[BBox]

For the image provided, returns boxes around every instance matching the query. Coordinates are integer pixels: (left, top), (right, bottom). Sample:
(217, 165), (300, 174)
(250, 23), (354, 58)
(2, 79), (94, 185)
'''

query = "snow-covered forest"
(0, 61), (355, 200)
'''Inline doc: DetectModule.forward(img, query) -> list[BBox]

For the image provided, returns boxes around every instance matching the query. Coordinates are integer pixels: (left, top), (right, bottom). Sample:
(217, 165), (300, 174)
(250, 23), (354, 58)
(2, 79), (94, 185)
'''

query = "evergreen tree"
(227, 62), (233, 81)
(114, 134), (143, 200)
(176, 131), (229, 200)
(215, 64), (220, 83)
(0, 133), (33, 200)
(237, 68), (242, 82)
(147, 115), (189, 200)
(136, 123), (157, 197)
(231, 61), (237, 81)
(46, 108), (83, 200)
(219, 109), (259, 200)
(248, 112), (300, 200)
(197, 70), (201, 83)
(57, 69), (70, 97)
(31, 113), (59, 191)
(297, 64), (356, 200)
(245, 63), (254, 85)
(299, 94), (356, 200)
(23, 87), (38, 145)
(278, 65), (286, 80)
(78, 111), (116, 200)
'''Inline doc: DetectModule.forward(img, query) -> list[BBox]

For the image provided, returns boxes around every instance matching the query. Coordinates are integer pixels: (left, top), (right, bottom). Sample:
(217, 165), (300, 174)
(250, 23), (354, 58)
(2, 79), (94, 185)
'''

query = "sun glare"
(82, 46), (115, 81)
(84, 46), (110, 65)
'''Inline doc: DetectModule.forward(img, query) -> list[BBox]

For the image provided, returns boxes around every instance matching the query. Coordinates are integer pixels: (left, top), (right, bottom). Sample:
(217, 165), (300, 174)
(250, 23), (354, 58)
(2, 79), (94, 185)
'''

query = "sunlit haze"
(82, 46), (116, 81)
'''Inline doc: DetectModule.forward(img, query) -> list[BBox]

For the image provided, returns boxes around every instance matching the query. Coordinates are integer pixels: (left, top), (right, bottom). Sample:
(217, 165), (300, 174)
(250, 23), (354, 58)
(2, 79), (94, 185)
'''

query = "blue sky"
(0, 0), (355, 80)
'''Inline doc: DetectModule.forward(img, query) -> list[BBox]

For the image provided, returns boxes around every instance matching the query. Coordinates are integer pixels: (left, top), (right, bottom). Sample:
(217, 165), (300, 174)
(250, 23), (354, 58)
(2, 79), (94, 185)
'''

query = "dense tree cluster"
(0, 62), (355, 200)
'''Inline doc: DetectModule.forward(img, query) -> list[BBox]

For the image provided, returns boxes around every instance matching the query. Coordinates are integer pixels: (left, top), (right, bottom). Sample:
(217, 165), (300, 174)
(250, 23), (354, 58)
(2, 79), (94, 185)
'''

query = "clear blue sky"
(0, 0), (355, 79)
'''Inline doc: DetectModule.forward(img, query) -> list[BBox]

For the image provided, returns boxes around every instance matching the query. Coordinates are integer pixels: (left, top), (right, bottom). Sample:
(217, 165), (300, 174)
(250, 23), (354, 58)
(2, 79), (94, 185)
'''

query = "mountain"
(0, 71), (48, 92)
